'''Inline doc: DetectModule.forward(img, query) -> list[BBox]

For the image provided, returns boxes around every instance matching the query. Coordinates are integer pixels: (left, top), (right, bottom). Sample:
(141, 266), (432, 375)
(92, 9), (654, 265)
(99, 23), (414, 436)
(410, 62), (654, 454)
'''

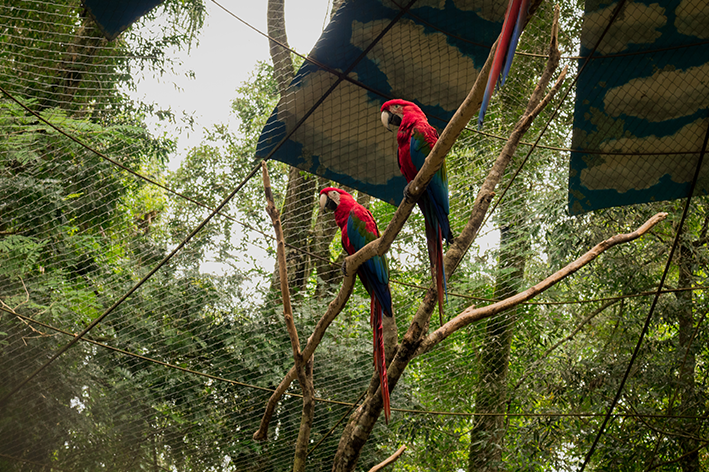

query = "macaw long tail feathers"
(478, 0), (526, 129)
(436, 226), (447, 319)
(501, 0), (528, 87)
(424, 220), (448, 319)
(372, 300), (391, 423)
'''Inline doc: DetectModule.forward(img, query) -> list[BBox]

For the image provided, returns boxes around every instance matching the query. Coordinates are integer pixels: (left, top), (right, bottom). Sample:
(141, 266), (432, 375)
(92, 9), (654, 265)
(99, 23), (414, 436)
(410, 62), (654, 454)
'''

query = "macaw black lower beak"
(325, 198), (337, 211)
(381, 110), (402, 131)
(389, 114), (402, 128)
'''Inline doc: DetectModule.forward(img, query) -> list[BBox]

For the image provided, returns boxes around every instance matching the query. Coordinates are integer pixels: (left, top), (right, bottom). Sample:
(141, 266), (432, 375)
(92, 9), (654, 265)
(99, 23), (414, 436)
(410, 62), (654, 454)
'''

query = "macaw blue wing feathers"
(347, 211), (393, 318)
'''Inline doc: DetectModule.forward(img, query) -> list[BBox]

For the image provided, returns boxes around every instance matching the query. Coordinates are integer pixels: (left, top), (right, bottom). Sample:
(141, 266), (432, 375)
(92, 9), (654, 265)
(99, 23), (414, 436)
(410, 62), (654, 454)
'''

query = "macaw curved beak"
(381, 110), (402, 132)
(319, 193), (338, 212)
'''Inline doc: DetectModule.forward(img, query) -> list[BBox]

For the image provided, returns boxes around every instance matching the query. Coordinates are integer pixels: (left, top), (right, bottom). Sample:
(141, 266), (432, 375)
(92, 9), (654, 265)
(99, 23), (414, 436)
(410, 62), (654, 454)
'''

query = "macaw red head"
(319, 187), (353, 213)
(380, 99), (424, 132)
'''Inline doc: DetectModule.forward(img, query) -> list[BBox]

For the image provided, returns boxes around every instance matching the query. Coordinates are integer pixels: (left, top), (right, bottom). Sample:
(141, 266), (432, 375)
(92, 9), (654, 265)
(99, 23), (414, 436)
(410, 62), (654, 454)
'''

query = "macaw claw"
(403, 182), (415, 204)
(341, 260), (348, 277)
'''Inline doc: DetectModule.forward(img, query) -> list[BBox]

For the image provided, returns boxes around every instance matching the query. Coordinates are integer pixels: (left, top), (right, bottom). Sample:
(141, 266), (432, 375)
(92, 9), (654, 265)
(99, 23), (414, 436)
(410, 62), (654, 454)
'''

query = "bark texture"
(675, 239), (700, 472)
(468, 219), (528, 471)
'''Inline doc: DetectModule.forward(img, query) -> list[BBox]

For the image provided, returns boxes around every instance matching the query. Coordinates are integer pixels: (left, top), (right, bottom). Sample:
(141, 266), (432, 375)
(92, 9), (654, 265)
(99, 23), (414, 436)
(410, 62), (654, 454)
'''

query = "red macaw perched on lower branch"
(319, 187), (392, 422)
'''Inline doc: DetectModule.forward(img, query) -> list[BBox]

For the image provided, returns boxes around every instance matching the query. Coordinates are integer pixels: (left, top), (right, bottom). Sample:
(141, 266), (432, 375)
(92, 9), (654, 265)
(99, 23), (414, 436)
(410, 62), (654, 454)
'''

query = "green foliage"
(2, 0), (708, 470)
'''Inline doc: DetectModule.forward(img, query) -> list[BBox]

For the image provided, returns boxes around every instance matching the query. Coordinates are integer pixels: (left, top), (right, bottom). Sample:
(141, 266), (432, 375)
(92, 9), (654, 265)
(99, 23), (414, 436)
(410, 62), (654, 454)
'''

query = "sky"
(128, 0), (332, 285)
(132, 0), (332, 170)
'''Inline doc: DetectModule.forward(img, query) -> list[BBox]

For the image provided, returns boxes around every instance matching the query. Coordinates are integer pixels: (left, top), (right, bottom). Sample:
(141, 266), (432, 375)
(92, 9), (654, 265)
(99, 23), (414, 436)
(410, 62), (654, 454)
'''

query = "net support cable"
(0, 155), (264, 408)
(579, 110), (709, 471)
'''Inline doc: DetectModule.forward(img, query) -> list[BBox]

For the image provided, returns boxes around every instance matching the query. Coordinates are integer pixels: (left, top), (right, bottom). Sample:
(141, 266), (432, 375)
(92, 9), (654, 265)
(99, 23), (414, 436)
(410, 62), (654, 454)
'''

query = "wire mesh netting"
(1, 0), (708, 471)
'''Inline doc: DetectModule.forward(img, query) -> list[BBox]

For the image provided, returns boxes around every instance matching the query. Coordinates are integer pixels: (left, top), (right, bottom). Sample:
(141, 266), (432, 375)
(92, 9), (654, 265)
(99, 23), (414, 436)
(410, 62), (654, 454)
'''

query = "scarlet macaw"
(478, 0), (530, 129)
(319, 187), (392, 422)
(380, 99), (451, 318)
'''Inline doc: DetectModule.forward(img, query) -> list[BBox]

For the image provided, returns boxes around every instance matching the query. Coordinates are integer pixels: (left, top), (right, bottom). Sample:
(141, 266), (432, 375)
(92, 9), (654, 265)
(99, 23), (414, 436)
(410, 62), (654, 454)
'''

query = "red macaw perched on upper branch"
(380, 99), (452, 318)
(319, 187), (392, 422)
(478, 0), (530, 129)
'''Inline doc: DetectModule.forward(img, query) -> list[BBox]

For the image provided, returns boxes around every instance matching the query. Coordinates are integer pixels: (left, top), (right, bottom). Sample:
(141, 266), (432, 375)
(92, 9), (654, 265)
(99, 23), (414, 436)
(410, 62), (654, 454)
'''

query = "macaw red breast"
(395, 106), (438, 182)
(332, 195), (379, 255)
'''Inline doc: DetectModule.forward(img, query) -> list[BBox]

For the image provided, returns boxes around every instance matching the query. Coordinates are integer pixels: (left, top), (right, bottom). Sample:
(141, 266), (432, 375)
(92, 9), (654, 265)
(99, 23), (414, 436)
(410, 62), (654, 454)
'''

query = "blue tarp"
(255, 0), (502, 205)
(83, 0), (164, 40)
(569, 0), (709, 214)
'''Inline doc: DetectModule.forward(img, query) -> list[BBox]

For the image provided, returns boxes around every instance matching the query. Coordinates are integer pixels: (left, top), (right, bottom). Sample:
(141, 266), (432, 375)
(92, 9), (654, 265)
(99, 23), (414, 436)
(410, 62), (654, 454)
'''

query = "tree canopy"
(1, 0), (707, 471)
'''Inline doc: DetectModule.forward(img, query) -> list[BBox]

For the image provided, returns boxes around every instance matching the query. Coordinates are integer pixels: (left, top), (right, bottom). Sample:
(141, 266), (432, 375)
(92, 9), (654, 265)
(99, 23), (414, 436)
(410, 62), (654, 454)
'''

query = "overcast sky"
(132, 0), (331, 169)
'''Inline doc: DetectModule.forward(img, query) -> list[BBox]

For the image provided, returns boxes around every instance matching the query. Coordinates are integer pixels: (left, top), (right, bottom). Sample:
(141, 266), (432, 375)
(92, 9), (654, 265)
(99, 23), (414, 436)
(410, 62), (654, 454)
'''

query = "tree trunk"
(42, 13), (106, 111)
(268, 0), (294, 97)
(468, 217), (528, 472)
(280, 167), (317, 293)
(674, 240), (700, 472)
(267, 0), (318, 295)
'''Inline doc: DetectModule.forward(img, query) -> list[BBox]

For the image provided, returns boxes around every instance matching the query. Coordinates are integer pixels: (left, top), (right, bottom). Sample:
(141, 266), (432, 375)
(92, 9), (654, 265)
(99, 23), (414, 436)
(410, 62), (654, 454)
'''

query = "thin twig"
(262, 162), (300, 360)
(367, 445), (407, 472)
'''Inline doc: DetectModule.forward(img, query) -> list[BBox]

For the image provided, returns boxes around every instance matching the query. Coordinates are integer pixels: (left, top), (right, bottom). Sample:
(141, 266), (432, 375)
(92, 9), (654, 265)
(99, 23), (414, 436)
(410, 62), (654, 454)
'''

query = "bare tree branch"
(419, 212), (668, 354)
(253, 367), (297, 441)
(331, 11), (573, 469)
(262, 162), (314, 472)
(367, 445), (407, 472)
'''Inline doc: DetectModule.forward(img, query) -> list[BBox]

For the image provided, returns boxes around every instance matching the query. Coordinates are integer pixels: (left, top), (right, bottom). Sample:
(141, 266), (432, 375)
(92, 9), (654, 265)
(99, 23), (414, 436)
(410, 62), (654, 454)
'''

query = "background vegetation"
(0, 0), (706, 471)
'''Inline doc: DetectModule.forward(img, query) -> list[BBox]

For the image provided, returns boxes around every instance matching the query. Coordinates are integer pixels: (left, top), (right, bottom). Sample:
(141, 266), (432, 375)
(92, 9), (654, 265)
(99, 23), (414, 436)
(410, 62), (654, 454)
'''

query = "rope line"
(579, 111), (709, 471)
(0, 159), (263, 409)
(6, 306), (709, 422)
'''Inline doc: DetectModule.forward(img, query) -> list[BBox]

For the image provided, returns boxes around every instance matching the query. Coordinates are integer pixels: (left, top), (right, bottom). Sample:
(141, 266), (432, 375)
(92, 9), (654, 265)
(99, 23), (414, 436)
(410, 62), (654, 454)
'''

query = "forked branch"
(418, 212), (669, 354)
(253, 273), (356, 440)
(261, 162), (314, 471)
(333, 8), (568, 470)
